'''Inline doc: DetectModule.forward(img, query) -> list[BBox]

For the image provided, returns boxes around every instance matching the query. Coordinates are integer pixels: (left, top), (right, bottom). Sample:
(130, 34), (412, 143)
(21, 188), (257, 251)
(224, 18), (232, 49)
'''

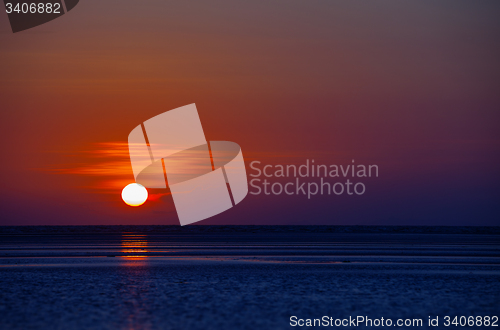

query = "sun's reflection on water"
(121, 234), (149, 260)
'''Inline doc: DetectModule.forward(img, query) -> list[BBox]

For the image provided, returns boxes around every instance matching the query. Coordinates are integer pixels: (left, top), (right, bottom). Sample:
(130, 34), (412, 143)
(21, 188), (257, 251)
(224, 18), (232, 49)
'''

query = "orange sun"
(121, 183), (148, 206)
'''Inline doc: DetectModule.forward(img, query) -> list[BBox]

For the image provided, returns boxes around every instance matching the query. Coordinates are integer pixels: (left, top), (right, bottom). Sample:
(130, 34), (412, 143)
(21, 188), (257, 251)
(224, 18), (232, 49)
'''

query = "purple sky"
(0, 0), (499, 225)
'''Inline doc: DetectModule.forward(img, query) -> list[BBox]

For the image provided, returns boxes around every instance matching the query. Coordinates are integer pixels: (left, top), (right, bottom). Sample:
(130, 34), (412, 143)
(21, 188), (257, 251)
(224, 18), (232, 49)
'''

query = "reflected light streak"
(121, 233), (149, 260)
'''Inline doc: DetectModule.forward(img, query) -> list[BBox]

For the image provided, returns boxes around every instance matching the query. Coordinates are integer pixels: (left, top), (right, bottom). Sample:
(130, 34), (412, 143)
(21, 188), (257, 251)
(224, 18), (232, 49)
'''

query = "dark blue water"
(0, 226), (499, 329)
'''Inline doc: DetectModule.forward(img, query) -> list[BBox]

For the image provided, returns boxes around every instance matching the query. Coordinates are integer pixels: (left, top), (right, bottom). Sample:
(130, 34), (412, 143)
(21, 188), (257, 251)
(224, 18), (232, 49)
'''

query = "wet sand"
(0, 226), (499, 329)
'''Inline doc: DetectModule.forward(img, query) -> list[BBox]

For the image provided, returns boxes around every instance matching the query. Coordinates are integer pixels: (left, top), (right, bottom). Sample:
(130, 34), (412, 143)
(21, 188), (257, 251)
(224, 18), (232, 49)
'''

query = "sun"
(121, 183), (148, 207)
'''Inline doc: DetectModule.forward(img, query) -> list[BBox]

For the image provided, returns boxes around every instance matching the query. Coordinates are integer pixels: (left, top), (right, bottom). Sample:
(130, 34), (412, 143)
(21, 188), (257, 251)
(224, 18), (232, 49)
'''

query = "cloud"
(44, 142), (135, 192)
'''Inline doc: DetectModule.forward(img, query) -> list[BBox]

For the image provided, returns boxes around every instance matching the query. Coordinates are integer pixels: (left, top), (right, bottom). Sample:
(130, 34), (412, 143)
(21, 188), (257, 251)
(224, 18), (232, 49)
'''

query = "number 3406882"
(5, 3), (61, 14)
(444, 316), (498, 327)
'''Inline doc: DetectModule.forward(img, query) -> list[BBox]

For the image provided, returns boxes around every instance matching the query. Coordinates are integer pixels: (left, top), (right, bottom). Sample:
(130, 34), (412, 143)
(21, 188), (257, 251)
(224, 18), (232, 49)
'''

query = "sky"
(0, 0), (499, 226)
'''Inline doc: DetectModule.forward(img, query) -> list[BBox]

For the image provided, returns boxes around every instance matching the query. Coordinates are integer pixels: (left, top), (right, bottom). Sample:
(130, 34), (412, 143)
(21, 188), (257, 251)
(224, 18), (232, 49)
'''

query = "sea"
(0, 226), (499, 329)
